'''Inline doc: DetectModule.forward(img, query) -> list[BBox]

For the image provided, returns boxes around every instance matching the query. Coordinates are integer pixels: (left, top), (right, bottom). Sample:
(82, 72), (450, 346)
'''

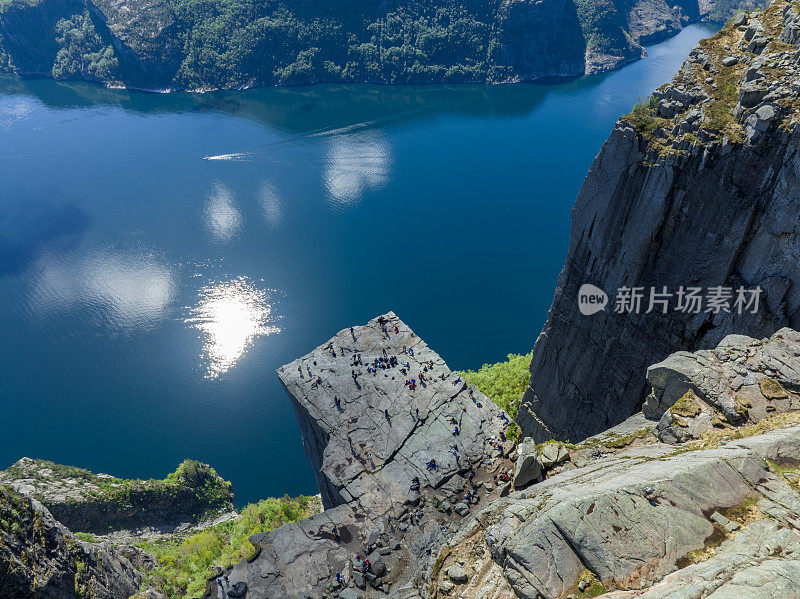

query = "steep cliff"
(213, 315), (800, 599)
(0, 484), (145, 598)
(217, 312), (514, 597)
(0, 458), (234, 535)
(519, 0), (800, 443)
(0, 0), (757, 90)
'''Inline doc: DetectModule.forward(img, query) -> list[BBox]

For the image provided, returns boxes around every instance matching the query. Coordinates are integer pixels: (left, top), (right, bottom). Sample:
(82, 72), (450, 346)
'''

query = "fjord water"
(0, 24), (716, 505)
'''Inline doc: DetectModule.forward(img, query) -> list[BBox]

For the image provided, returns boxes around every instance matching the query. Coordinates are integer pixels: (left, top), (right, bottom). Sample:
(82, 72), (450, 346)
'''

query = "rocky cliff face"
(0, 0), (755, 90)
(213, 314), (800, 599)
(3, 314), (799, 598)
(0, 484), (144, 598)
(214, 313), (514, 597)
(0, 458), (234, 535)
(519, 0), (800, 443)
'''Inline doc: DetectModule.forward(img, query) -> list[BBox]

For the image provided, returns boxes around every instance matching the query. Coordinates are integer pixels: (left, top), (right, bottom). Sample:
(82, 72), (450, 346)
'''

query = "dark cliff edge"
(519, 0), (800, 443)
(0, 0), (760, 91)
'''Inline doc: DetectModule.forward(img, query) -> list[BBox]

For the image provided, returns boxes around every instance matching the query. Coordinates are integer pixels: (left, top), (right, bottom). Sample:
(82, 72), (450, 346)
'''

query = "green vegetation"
(52, 11), (118, 82)
(459, 351), (532, 442)
(705, 67), (740, 134)
(574, 568), (606, 598)
(759, 377), (788, 399)
(0, 0), (516, 88)
(139, 495), (320, 599)
(670, 390), (702, 418)
(720, 494), (761, 525)
(573, 0), (624, 55)
(630, 96), (658, 133)
(74, 532), (98, 543)
(167, 0), (505, 88)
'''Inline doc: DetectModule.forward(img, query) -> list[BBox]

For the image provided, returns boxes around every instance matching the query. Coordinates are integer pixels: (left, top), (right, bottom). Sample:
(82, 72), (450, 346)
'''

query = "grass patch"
(574, 569), (606, 598)
(139, 495), (321, 599)
(704, 67), (742, 138)
(459, 351), (532, 442)
(671, 390), (702, 418)
(676, 524), (727, 568)
(759, 377), (788, 399)
(720, 495), (761, 526)
(599, 428), (653, 449)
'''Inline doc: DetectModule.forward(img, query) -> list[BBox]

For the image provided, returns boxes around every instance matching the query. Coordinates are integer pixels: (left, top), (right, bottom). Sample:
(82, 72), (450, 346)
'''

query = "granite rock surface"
(519, 0), (800, 444)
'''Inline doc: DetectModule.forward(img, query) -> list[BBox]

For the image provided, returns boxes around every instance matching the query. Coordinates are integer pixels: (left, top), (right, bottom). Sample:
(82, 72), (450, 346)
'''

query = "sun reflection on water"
(185, 277), (280, 378)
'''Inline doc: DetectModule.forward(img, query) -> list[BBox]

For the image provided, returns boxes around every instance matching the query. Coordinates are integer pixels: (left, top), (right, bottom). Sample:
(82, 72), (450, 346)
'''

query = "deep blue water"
(0, 24), (717, 506)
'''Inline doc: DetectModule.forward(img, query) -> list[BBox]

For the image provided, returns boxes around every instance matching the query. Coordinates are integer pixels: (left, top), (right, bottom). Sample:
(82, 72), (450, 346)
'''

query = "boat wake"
(203, 152), (256, 161)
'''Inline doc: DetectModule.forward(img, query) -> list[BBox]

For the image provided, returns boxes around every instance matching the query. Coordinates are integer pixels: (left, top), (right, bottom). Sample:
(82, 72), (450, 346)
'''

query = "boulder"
(447, 565), (468, 584)
(739, 81), (769, 107)
(370, 554), (387, 578)
(513, 438), (542, 487)
(539, 442), (569, 468)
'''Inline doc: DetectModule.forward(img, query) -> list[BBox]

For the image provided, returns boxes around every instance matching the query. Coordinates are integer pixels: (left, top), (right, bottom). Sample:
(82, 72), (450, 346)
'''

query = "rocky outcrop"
(519, 0), (800, 444)
(212, 312), (515, 598)
(0, 0), (755, 90)
(646, 328), (800, 442)
(0, 458), (234, 535)
(212, 313), (800, 599)
(0, 483), (145, 598)
(471, 425), (800, 598)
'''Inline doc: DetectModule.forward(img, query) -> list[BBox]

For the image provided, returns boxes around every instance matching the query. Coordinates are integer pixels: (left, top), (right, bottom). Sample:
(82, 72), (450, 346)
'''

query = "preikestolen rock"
(277, 311), (511, 514)
(209, 312), (512, 598)
(513, 438), (542, 487)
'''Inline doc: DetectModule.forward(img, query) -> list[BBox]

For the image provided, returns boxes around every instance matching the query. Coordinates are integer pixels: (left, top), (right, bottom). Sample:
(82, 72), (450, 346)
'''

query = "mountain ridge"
(0, 0), (760, 91)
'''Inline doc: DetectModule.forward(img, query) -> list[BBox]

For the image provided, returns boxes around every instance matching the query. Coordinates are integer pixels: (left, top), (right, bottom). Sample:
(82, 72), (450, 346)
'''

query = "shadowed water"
(0, 23), (717, 505)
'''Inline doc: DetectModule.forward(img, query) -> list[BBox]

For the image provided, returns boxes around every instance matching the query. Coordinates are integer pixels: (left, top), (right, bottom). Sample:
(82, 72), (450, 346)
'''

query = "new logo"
(578, 284), (608, 315)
